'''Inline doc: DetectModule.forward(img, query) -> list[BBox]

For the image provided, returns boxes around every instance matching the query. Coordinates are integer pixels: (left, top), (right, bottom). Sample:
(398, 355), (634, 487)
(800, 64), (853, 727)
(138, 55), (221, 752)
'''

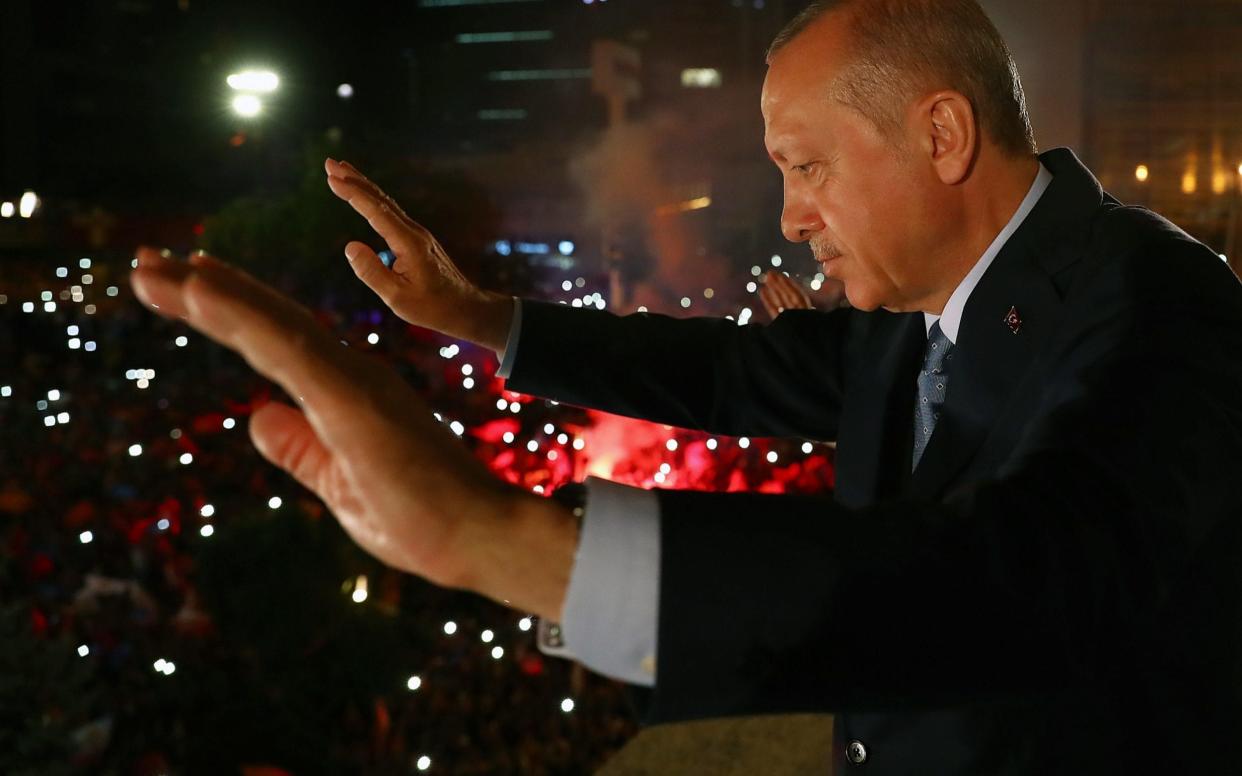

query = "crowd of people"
(0, 253), (836, 774)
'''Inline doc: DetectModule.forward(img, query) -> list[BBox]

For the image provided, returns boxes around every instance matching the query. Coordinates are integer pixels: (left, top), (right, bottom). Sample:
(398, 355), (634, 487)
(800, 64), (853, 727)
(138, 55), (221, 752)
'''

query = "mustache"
(810, 237), (841, 261)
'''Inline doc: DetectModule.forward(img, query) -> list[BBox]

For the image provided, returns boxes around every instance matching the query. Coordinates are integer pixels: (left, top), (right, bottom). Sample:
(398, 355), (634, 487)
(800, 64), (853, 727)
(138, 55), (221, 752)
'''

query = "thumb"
(344, 241), (405, 311)
(249, 401), (333, 496)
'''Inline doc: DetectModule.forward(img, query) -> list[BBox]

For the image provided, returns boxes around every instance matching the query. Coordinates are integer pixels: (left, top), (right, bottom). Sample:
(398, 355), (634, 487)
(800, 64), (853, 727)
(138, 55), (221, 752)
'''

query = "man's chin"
(842, 283), (882, 312)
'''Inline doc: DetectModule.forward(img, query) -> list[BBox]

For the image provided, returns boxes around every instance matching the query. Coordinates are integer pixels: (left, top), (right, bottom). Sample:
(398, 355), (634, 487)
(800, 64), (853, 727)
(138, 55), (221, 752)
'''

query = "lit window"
(478, 109), (529, 120)
(487, 68), (591, 82)
(681, 68), (722, 88)
(456, 30), (553, 44)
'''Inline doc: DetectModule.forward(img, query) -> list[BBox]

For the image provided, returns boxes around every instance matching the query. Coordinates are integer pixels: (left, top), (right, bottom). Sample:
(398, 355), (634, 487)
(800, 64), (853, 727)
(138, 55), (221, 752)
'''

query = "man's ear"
(912, 90), (977, 185)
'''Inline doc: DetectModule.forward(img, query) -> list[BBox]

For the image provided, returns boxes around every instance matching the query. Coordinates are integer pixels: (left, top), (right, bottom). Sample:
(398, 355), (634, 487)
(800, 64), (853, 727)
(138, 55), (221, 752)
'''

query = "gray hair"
(767, 0), (1037, 157)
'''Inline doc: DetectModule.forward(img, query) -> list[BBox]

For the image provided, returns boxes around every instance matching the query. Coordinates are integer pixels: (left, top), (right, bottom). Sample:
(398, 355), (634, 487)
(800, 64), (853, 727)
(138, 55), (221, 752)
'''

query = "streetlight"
(225, 67), (281, 197)
(231, 94), (262, 118)
(226, 70), (279, 93)
(227, 69), (278, 118)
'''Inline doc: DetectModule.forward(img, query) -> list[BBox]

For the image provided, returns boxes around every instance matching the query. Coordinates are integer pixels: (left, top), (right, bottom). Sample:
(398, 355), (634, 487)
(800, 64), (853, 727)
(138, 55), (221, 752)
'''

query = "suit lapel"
(907, 148), (1102, 498)
(906, 247), (1061, 498)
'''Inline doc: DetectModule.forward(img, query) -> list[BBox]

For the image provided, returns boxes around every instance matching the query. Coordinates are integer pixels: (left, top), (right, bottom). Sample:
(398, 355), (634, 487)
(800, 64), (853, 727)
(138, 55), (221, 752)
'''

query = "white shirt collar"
(924, 163), (1053, 344)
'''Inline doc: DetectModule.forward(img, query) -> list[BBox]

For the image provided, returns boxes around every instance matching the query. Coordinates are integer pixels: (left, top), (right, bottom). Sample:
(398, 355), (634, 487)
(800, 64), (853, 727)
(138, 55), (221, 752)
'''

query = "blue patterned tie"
(912, 321), (954, 470)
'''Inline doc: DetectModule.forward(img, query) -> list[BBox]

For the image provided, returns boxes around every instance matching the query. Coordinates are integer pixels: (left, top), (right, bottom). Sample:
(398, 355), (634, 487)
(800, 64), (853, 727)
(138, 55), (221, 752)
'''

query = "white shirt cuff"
(495, 297), (522, 379)
(538, 477), (660, 687)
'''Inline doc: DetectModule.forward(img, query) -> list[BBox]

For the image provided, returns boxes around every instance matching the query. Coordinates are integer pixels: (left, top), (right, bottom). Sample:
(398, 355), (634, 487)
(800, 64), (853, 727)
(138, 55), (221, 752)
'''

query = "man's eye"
(793, 162), (815, 174)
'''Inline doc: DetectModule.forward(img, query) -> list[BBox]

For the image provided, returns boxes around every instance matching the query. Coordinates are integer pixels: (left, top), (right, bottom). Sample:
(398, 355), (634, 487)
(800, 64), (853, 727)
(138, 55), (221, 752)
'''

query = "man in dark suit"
(131, 0), (1242, 772)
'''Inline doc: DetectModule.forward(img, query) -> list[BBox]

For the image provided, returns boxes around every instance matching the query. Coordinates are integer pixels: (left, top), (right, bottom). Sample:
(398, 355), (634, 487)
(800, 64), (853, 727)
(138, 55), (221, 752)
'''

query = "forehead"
(761, 12), (855, 146)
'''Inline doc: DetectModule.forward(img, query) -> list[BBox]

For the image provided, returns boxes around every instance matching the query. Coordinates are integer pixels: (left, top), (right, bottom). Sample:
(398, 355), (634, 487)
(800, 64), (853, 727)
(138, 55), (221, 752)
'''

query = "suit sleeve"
(642, 238), (1242, 723)
(503, 300), (853, 440)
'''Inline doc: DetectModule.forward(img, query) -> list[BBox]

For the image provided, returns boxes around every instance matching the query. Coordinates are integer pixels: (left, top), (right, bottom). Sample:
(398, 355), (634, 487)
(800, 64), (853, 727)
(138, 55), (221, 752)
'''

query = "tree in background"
(202, 139), (507, 310)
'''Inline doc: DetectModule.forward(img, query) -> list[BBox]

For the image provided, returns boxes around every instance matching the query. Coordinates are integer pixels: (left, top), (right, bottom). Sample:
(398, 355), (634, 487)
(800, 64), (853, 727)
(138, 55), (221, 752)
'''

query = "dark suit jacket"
(505, 148), (1242, 774)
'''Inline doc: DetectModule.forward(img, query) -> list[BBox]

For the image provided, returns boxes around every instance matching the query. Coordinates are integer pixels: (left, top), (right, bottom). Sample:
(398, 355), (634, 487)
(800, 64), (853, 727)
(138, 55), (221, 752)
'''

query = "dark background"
(0, 1), (1239, 774)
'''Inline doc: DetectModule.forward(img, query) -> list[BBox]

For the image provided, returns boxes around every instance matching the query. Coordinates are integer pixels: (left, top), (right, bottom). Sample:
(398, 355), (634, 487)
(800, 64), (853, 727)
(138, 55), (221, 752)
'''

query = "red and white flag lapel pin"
(1003, 306), (1022, 334)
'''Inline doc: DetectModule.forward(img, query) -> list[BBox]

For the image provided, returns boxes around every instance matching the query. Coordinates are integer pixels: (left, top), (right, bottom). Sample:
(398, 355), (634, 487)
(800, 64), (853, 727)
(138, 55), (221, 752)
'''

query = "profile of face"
(762, 13), (948, 313)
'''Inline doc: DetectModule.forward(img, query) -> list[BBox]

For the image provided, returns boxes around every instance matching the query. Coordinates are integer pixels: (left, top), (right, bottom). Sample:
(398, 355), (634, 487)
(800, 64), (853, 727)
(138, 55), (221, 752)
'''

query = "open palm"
(129, 248), (509, 589)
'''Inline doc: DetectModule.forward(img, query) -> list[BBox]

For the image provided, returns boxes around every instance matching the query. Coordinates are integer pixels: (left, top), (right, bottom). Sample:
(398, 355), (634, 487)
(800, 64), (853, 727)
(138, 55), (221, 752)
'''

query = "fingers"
(325, 159), (392, 206)
(325, 172), (406, 220)
(344, 240), (405, 308)
(131, 250), (391, 457)
(764, 270), (813, 312)
(249, 401), (333, 496)
(762, 271), (795, 317)
(324, 158), (418, 229)
(325, 158), (379, 193)
(249, 399), (394, 564)
(135, 245), (177, 270)
(764, 269), (790, 298)
(783, 275), (814, 311)
(131, 247), (194, 318)
(323, 160), (483, 339)
(182, 258), (367, 413)
(326, 175), (419, 253)
(759, 282), (782, 319)
(772, 272), (801, 310)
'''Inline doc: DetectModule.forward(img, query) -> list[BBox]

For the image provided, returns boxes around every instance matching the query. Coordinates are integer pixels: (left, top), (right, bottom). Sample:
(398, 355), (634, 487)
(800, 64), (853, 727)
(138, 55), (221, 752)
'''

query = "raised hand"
(128, 247), (577, 619)
(759, 270), (815, 320)
(324, 159), (514, 353)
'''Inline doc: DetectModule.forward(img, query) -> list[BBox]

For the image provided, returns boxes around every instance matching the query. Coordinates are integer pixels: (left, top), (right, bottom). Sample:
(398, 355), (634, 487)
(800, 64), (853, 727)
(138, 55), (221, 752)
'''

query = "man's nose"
(780, 192), (823, 243)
